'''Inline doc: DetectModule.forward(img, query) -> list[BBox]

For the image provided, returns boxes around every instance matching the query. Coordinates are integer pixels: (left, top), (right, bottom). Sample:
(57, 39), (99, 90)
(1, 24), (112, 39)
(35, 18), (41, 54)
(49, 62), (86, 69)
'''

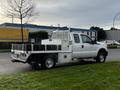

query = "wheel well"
(98, 48), (108, 56)
(27, 53), (58, 64)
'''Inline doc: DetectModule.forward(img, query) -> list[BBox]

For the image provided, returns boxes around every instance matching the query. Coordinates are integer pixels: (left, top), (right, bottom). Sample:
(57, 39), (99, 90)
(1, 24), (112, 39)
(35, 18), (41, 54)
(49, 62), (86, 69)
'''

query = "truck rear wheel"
(41, 55), (56, 69)
(96, 51), (106, 63)
(31, 62), (41, 70)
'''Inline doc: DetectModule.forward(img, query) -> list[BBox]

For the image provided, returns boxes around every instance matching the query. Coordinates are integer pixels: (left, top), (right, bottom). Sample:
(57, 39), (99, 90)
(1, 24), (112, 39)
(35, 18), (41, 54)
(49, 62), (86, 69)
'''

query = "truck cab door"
(80, 34), (98, 57)
(72, 33), (86, 58)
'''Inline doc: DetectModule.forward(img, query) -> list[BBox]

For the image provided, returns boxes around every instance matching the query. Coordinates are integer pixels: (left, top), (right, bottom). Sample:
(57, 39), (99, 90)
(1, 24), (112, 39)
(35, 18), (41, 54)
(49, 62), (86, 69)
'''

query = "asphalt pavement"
(106, 49), (120, 61)
(0, 52), (32, 75)
(0, 49), (119, 75)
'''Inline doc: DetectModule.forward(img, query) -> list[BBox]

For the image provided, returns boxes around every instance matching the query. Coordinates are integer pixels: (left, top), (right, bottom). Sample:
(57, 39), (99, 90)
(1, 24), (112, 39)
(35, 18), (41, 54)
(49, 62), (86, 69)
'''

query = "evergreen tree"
(90, 26), (106, 41)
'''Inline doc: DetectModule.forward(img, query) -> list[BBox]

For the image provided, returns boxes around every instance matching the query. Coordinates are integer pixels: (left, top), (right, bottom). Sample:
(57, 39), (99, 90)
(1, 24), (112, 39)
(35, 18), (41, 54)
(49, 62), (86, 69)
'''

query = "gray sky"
(1, 0), (120, 29)
(34, 0), (120, 29)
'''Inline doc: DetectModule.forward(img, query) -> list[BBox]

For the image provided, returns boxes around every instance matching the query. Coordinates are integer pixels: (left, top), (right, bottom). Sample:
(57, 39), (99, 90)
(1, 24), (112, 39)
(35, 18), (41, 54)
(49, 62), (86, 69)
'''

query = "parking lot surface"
(106, 49), (120, 61)
(0, 52), (32, 74)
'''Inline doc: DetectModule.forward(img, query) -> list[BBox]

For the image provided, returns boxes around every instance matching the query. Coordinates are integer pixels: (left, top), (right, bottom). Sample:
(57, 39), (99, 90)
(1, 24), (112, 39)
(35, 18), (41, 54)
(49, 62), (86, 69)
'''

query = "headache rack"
(11, 44), (62, 51)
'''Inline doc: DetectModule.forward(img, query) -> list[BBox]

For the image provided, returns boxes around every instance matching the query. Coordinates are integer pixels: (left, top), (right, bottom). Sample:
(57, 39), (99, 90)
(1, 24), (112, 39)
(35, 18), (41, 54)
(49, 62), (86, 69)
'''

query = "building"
(0, 23), (97, 40)
(0, 27), (29, 42)
(105, 30), (120, 41)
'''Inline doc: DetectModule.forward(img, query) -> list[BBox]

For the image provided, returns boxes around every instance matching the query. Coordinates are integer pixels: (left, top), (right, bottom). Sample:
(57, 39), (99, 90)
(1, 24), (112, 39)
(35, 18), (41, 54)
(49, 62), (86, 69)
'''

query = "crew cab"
(11, 30), (108, 69)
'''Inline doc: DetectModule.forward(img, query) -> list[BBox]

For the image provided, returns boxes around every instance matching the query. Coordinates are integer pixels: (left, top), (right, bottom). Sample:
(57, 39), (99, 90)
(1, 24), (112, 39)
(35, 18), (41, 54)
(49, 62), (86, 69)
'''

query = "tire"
(96, 51), (106, 63)
(28, 56), (41, 70)
(31, 62), (41, 70)
(41, 55), (56, 69)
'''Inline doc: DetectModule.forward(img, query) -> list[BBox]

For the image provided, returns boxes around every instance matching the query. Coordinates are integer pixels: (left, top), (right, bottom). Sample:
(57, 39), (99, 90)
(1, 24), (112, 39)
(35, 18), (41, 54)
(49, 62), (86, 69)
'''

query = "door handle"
(81, 45), (84, 48)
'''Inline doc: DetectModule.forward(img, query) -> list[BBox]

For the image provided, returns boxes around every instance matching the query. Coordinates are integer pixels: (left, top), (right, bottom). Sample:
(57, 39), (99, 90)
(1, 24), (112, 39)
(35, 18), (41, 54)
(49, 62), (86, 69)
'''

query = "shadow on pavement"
(36, 60), (97, 70)
(54, 60), (96, 69)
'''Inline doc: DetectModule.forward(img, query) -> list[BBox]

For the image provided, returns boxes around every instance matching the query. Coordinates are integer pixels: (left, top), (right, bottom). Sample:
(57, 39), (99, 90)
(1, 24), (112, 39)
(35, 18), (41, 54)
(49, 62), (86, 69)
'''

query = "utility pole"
(12, 15), (14, 24)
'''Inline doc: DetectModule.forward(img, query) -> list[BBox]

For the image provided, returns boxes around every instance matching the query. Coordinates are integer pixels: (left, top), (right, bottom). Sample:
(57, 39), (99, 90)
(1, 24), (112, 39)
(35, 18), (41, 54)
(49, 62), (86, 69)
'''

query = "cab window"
(81, 35), (92, 43)
(73, 34), (80, 43)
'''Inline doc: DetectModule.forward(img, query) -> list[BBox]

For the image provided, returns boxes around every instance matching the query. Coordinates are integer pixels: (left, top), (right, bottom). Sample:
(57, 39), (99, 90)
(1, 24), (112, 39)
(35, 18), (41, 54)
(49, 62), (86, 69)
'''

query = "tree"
(110, 27), (118, 30)
(90, 26), (106, 41)
(3, 0), (36, 43)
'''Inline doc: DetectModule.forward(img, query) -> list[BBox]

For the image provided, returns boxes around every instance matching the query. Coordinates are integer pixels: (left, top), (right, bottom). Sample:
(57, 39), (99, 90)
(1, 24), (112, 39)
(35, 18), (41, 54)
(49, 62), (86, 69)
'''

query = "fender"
(97, 48), (108, 56)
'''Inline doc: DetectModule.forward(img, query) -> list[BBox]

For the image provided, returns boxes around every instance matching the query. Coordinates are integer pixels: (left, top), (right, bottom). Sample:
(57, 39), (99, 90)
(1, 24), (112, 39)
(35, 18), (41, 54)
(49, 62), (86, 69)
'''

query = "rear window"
(73, 34), (80, 43)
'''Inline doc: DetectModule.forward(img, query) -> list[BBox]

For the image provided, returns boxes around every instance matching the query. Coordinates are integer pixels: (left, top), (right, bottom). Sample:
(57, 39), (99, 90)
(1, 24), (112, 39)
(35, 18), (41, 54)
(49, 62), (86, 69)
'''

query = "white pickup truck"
(11, 30), (108, 69)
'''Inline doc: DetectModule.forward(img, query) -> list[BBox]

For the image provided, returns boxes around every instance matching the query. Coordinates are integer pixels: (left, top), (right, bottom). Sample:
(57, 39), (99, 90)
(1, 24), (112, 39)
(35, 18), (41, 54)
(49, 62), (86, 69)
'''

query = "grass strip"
(0, 62), (120, 90)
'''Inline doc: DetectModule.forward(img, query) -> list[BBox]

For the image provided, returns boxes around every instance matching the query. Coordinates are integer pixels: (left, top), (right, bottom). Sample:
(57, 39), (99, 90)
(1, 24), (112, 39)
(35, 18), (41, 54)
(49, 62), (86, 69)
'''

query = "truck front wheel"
(96, 51), (107, 63)
(41, 55), (56, 69)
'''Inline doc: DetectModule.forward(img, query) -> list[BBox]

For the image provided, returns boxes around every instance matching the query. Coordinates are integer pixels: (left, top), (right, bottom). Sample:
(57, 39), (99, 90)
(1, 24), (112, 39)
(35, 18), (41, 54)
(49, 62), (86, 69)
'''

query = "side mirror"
(91, 40), (97, 44)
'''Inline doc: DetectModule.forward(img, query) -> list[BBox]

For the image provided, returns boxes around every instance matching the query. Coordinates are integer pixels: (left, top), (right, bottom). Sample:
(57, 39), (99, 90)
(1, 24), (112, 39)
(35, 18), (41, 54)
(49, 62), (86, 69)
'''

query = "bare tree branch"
(1, 0), (36, 43)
